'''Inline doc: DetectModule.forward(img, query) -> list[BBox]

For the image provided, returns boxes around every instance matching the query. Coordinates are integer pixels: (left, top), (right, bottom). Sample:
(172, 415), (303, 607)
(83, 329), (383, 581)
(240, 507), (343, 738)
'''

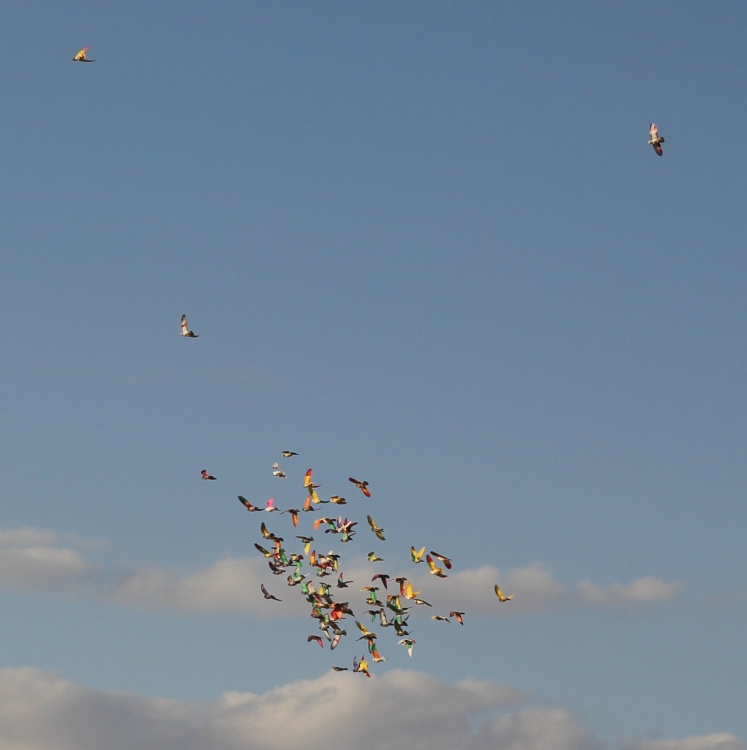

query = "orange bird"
(449, 611), (465, 625)
(348, 477), (371, 497)
(73, 46), (94, 62)
(425, 555), (447, 578)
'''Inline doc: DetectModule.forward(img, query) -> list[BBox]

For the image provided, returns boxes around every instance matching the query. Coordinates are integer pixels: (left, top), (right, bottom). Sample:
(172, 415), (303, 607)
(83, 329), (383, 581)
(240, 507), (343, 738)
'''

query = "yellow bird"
(367, 515), (386, 541)
(410, 546), (426, 563)
(494, 584), (514, 602)
(426, 555), (447, 578)
(73, 46), (94, 62)
(355, 621), (375, 637)
(403, 581), (420, 600)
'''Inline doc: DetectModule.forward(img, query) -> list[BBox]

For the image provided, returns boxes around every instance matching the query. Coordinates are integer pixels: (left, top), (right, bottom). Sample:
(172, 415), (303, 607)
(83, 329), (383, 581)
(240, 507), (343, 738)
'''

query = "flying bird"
(425, 555), (447, 578)
(494, 584), (514, 602)
(398, 638), (416, 657)
(648, 123), (665, 156)
(429, 551), (452, 569)
(449, 611), (465, 625)
(307, 635), (324, 648)
(296, 536), (313, 555)
(281, 508), (300, 527)
(332, 666), (348, 672)
(410, 546), (426, 564)
(180, 315), (198, 337)
(367, 516), (386, 541)
(272, 463), (286, 478)
(348, 477), (371, 497)
(264, 499), (278, 512)
(282, 451), (298, 457)
(367, 552), (383, 563)
(337, 573), (353, 588)
(238, 495), (261, 512)
(261, 584), (281, 601)
(330, 495), (347, 505)
(201, 470), (216, 480)
(73, 46), (94, 62)
(371, 573), (389, 589)
(431, 615), (450, 622)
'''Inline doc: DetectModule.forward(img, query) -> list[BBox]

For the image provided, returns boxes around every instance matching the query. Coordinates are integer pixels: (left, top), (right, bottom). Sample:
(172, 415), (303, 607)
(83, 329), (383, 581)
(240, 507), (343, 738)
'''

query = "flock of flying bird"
(73, 47), (668, 159)
(64, 42), (667, 673)
(179, 309), (513, 673)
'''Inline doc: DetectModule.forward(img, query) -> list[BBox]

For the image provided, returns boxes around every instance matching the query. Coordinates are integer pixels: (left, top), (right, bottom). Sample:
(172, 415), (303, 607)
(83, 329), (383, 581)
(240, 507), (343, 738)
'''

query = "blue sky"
(0, 2), (744, 749)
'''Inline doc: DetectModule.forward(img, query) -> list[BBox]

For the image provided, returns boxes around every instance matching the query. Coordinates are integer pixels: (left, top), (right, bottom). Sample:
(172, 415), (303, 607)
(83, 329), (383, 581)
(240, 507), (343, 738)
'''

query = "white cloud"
(0, 526), (95, 591)
(0, 667), (737, 750)
(624, 735), (745, 750)
(108, 557), (308, 617)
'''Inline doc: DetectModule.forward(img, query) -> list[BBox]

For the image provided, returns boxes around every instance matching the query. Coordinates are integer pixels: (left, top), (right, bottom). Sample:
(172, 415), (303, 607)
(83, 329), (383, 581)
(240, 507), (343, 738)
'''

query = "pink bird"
(307, 635), (325, 648)
(201, 470), (217, 480)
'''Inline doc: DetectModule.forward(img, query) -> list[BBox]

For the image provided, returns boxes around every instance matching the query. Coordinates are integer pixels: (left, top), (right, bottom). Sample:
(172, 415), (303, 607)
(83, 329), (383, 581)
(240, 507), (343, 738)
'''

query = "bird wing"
(181, 315), (189, 334)
(430, 551), (452, 569)
(304, 469), (313, 487)
(650, 123), (659, 140)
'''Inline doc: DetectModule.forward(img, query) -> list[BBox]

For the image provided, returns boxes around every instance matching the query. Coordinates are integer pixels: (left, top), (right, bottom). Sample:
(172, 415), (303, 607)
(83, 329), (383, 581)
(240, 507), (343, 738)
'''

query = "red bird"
(307, 635), (325, 648)
(201, 470), (217, 480)
(348, 477), (371, 497)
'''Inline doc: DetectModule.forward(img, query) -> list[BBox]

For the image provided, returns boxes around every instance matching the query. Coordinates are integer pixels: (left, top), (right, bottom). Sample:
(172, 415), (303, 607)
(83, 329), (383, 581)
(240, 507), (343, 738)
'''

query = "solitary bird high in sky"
(72, 46), (94, 62)
(180, 315), (198, 337)
(648, 123), (665, 156)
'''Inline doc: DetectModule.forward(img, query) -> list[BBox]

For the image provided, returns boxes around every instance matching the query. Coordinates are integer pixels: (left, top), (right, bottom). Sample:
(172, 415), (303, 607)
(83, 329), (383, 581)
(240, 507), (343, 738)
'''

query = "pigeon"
(337, 573), (353, 588)
(367, 516), (386, 541)
(332, 666), (348, 672)
(73, 46), (94, 62)
(272, 463), (286, 478)
(348, 477), (371, 497)
(429, 551), (452, 570)
(431, 615), (450, 622)
(201, 470), (216, 480)
(296, 536), (313, 555)
(494, 584), (514, 602)
(307, 635), (324, 648)
(261, 584), (281, 601)
(281, 508), (300, 527)
(371, 573), (389, 589)
(254, 543), (273, 558)
(449, 611), (465, 625)
(180, 315), (198, 337)
(410, 546), (426, 564)
(367, 552), (383, 563)
(282, 451), (298, 457)
(264, 499), (279, 512)
(238, 495), (261, 511)
(425, 555), (447, 578)
(648, 123), (665, 156)
(398, 638), (416, 657)
(330, 495), (347, 505)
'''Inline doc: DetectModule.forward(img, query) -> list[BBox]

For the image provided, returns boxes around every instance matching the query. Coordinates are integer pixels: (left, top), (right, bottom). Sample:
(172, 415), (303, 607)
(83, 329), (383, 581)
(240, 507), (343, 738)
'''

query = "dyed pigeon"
(272, 463), (286, 478)
(371, 573), (389, 589)
(494, 584), (514, 602)
(410, 546), (426, 564)
(367, 515), (386, 541)
(425, 555), (447, 578)
(367, 552), (383, 562)
(239, 495), (261, 512)
(73, 46), (94, 62)
(201, 470), (216, 480)
(348, 477), (371, 497)
(264, 499), (279, 512)
(296, 536), (313, 555)
(337, 573), (352, 588)
(282, 451), (298, 457)
(261, 584), (281, 601)
(332, 666), (348, 672)
(281, 508), (300, 527)
(649, 123), (665, 156)
(398, 638), (416, 657)
(431, 614), (450, 622)
(449, 611), (465, 625)
(180, 315), (198, 337)
(330, 495), (347, 505)
(307, 635), (324, 648)
(430, 551), (452, 570)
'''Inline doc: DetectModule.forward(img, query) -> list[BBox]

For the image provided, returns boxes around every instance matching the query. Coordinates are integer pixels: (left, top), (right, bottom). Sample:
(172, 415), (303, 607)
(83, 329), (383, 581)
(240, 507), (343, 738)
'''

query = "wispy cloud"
(0, 666), (737, 750)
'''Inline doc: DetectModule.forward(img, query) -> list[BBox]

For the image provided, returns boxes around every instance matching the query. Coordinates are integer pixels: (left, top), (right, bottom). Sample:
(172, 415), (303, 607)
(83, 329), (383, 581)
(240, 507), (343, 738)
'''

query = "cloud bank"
(0, 666), (738, 750)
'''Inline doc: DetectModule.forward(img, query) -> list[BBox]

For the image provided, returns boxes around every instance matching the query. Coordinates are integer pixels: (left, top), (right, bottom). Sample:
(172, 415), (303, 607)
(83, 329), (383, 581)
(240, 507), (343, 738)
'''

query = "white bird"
(272, 462), (286, 478)
(180, 315), (198, 337)
(648, 123), (665, 156)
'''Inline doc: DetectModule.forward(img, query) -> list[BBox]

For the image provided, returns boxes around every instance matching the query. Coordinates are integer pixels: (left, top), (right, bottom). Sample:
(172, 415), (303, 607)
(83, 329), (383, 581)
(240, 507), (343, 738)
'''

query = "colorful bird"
(330, 495), (347, 505)
(367, 516), (386, 541)
(282, 451), (298, 457)
(180, 314), (198, 337)
(254, 543), (273, 558)
(281, 508), (300, 527)
(449, 611), (465, 625)
(261, 584), (281, 601)
(648, 123), (665, 156)
(296, 536), (313, 555)
(429, 551), (452, 569)
(398, 638), (416, 657)
(371, 573), (389, 589)
(425, 555), (447, 578)
(73, 46), (94, 62)
(307, 635), (324, 648)
(337, 573), (352, 588)
(264, 499), (278, 512)
(410, 546), (426, 564)
(348, 477), (371, 497)
(201, 470), (216, 480)
(272, 463), (286, 478)
(494, 584), (514, 602)
(238, 495), (261, 512)
(367, 552), (383, 562)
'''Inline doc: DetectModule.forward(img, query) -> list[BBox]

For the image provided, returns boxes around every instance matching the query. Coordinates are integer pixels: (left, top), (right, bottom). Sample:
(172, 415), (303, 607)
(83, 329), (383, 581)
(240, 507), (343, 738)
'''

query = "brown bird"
(238, 496), (261, 512)
(201, 470), (216, 480)
(449, 611), (465, 625)
(429, 551), (452, 569)
(307, 635), (324, 648)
